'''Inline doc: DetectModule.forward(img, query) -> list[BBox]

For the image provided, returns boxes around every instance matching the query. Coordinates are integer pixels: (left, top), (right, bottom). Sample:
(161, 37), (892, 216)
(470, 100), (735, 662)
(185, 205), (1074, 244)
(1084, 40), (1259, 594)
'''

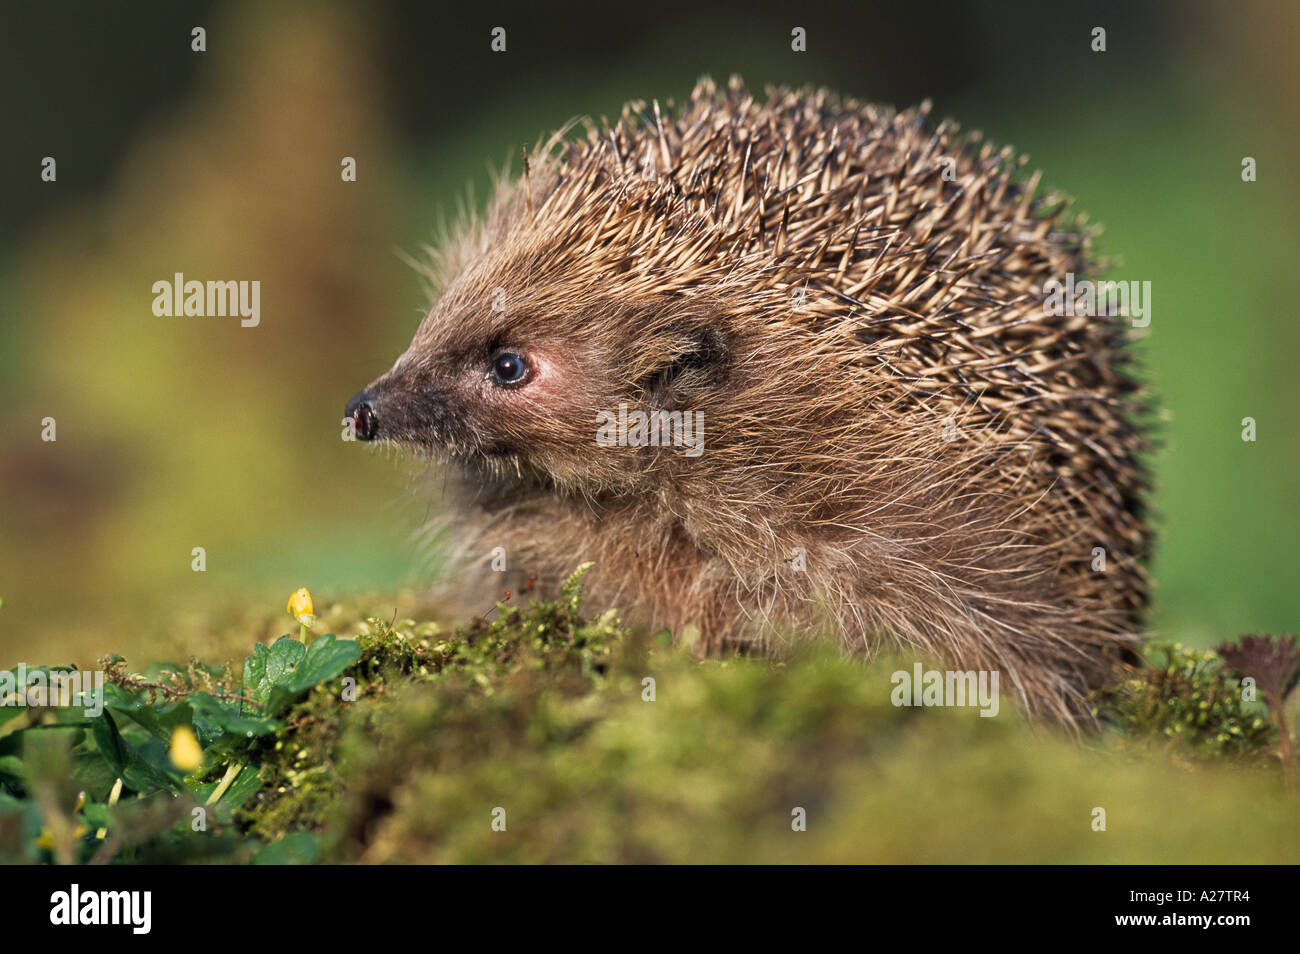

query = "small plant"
(0, 588), (361, 863)
(1092, 642), (1275, 761)
(0, 569), (624, 862)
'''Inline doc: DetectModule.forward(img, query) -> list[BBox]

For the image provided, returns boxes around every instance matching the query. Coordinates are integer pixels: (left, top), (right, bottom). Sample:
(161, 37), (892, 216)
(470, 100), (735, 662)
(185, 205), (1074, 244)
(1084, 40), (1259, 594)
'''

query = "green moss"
(315, 634), (1298, 863)
(2, 566), (1296, 864)
(233, 563), (623, 846)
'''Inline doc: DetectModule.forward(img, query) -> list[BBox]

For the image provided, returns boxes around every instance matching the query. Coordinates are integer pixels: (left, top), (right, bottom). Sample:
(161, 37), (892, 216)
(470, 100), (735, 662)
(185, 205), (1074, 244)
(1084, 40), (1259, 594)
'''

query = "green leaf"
(70, 750), (118, 800)
(192, 764), (264, 817)
(81, 800), (111, 829)
(121, 739), (184, 795)
(0, 755), (23, 781)
(242, 636), (306, 710)
(188, 692), (278, 741)
(103, 684), (192, 742)
(253, 831), (321, 865)
(89, 712), (129, 777)
(243, 634), (360, 718)
(289, 634), (360, 691)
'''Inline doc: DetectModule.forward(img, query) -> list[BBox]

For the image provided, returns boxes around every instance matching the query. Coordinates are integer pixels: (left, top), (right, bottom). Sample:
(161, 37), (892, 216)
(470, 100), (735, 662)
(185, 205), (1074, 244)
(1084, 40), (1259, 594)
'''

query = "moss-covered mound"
(1, 567), (1295, 864)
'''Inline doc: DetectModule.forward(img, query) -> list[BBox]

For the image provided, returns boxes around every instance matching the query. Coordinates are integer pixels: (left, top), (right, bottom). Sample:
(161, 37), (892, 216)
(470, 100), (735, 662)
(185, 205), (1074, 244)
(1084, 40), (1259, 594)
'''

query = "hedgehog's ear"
(639, 324), (729, 408)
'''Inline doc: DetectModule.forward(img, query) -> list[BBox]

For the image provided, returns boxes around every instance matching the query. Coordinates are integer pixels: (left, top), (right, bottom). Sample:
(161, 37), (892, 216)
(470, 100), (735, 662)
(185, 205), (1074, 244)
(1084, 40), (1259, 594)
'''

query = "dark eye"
(489, 351), (529, 386)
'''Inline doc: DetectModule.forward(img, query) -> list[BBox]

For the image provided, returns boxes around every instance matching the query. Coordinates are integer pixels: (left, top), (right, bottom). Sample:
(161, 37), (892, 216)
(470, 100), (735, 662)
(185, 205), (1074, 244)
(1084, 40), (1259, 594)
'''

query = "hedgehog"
(345, 76), (1151, 726)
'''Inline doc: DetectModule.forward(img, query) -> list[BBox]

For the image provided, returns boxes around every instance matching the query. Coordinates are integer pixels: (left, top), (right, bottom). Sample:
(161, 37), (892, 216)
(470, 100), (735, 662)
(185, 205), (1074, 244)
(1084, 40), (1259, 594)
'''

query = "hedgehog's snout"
(345, 390), (378, 442)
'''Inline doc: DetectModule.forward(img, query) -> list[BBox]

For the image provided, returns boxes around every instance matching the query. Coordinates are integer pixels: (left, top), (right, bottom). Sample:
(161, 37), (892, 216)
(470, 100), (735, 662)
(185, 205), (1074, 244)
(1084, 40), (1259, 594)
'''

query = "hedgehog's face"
(345, 286), (730, 491)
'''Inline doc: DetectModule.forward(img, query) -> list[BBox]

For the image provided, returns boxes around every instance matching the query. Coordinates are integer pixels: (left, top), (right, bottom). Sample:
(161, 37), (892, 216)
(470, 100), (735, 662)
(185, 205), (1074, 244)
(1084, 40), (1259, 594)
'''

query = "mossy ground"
(2, 568), (1296, 864)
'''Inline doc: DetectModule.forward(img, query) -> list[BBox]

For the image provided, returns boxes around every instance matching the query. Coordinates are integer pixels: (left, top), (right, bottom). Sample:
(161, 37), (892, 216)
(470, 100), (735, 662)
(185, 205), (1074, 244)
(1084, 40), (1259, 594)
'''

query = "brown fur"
(350, 76), (1152, 726)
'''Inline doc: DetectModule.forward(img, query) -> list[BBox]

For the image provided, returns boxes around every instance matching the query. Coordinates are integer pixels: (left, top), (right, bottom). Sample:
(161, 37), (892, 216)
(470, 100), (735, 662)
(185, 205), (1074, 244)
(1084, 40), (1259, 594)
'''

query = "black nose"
(345, 391), (378, 442)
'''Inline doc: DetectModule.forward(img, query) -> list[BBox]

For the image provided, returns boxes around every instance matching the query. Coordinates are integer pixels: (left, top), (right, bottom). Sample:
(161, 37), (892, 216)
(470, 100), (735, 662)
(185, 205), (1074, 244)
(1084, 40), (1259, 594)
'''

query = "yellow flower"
(169, 725), (203, 772)
(287, 587), (315, 627)
(35, 824), (88, 851)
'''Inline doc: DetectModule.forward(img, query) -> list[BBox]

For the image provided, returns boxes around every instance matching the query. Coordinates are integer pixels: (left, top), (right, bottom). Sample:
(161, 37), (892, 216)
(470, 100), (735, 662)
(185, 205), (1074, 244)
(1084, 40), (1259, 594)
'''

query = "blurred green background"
(0, 0), (1295, 667)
